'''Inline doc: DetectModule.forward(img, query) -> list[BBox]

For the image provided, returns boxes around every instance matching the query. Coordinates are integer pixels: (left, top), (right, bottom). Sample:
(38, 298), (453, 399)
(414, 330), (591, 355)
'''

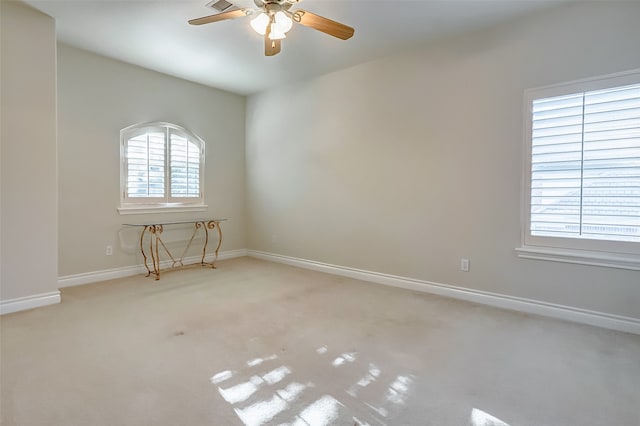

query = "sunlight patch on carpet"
(210, 347), (415, 425)
(470, 408), (511, 426)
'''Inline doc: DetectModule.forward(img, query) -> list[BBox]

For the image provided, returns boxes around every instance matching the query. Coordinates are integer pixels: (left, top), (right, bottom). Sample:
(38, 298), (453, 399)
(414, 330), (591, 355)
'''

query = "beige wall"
(1, 0), (58, 300)
(246, 2), (640, 319)
(57, 45), (246, 276)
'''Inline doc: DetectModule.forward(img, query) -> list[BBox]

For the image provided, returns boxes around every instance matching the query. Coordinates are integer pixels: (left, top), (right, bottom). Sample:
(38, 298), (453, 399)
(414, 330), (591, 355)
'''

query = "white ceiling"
(24, 0), (565, 95)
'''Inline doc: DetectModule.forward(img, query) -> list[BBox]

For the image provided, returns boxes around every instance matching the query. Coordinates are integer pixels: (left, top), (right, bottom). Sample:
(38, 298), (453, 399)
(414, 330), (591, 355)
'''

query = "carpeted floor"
(1, 257), (639, 426)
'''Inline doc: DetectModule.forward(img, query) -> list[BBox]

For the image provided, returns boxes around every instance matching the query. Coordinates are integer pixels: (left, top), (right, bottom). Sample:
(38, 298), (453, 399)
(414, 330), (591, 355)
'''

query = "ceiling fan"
(189, 0), (355, 56)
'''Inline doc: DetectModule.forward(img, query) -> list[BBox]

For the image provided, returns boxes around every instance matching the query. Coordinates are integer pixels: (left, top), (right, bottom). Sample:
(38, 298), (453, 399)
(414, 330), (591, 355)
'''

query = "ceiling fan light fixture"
(189, 2), (355, 57)
(250, 12), (269, 35)
(268, 24), (286, 40)
(273, 11), (293, 33)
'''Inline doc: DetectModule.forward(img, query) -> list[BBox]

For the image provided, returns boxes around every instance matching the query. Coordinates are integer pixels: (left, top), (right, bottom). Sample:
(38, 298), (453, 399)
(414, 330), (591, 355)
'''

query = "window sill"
(515, 246), (640, 271)
(118, 204), (208, 215)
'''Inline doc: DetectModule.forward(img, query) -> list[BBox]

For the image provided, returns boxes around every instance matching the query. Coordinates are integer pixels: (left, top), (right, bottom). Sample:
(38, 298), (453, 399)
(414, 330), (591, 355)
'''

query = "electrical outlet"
(106, 245), (113, 256)
(460, 258), (470, 272)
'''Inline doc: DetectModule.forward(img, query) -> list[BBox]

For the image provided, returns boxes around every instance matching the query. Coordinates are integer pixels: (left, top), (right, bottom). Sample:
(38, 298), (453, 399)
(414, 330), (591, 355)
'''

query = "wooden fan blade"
(292, 10), (354, 40)
(265, 36), (282, 56)
(188, 9), (247, 25)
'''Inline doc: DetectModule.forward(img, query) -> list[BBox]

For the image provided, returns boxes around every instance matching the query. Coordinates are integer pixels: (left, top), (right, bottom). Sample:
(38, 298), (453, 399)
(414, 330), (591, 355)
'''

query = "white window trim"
(517, 69), (640, 270)
(117, 204), (208, 215)
(515, 246), (640, 271)
(119, 122), (206, 214)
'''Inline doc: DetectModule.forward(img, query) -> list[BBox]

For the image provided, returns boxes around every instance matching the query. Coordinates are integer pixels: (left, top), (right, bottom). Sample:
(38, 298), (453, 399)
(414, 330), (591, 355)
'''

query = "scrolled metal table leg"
(149, 224), (164, 281)
(207, 220), (223, 269)
(140, 225), (152, 277)
(199, 221), (209, 266)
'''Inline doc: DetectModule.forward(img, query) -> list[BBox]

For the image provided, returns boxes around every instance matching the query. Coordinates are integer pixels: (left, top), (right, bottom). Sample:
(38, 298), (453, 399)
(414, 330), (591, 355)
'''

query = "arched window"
(119, 122), (205, 213)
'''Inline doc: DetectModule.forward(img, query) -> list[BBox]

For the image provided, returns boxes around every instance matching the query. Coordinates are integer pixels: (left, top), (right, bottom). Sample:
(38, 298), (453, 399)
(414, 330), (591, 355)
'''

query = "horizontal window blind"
(170, 132), (200, 198)
(126, 132), (165, 197)
(531, 83), (640, 242)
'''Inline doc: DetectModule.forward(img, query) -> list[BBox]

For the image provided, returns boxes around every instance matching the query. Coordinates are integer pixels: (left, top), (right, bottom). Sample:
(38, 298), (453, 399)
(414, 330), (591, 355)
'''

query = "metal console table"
(124, 219), (226, 280)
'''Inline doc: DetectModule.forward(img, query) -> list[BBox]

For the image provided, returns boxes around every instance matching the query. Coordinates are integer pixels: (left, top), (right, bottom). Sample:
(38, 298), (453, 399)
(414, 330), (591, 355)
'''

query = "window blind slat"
(584, 107), (640, 125)
(583, 128), (640, 142)
(532, 93), (583, 112)
(532, 125), (582, 139)
(532, 116), (583, 131)
(532, 142), (583, 155)
(585, 86), (640, 104)
(532, 133), (583, 146)
(584, 138), (640, 151)
(583, 147), (640, 161)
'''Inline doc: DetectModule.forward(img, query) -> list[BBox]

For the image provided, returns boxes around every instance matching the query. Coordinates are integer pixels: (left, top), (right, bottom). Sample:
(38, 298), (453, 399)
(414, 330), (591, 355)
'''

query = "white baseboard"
(57, 249), (248, 288)
(49, 248), (640, 335)
(0, 291), (61, 315)
(247, 250), (640, 335)
(58, 264), (146, 288)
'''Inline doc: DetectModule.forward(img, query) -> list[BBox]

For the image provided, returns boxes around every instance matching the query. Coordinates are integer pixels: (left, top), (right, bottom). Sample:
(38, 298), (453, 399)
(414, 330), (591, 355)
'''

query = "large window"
(119, 122), (206, 213)
(519, 70), (640, 270)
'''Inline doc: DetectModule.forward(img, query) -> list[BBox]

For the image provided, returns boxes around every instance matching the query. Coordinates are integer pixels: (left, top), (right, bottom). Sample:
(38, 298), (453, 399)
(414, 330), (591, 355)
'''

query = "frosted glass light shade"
(273, 11), (293, 33)
(250, 13), (269, 35)
(268, 25), (286, 40)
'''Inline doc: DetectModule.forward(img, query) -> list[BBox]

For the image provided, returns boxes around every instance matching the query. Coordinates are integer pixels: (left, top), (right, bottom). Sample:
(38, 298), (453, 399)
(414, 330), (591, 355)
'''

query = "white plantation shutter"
(126, 131), (165, 198)
(530, 83), (640, 243)
(121, 123), (204, 207)
(170, 132), (201, 198)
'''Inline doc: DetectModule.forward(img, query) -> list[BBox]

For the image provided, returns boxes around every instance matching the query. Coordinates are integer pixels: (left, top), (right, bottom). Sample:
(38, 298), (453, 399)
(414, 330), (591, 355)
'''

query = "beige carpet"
(1, 257), (639, 426)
